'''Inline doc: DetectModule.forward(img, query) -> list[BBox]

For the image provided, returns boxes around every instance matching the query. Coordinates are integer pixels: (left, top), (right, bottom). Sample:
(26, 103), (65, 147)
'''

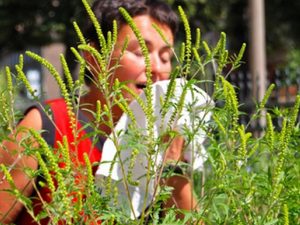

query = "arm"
(0, 108), (42, 224)
(162, 136), (198, 218)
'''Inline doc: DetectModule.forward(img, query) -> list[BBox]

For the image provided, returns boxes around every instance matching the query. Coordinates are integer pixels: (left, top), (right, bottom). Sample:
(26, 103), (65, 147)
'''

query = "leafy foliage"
(0, 0), (300, 224)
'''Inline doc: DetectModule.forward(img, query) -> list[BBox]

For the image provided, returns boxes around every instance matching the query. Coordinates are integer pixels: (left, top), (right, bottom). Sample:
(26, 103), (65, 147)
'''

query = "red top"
(16, 99), (103, 225)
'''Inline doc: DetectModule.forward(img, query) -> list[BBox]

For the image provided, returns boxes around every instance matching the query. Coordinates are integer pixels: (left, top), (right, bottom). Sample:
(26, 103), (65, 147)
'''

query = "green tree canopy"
(0, 0), (87, 57)
(1, 0), (300, 70)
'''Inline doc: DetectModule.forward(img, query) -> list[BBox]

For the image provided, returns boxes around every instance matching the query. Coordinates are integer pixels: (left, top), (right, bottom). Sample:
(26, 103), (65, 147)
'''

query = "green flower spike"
(259, 84), (275, 110)
(266, 113), (275, 151)
(178, 6), (192, 77)
(73, 21), (86, 45)
(81, 0), (107, 56)
(15, 64), (36, 99)
(83, 153), (95, 193)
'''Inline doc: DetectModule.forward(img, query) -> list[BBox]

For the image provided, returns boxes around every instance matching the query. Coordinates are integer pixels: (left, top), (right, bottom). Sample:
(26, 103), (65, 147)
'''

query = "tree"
(1, 0), (300, 73)
(169, 0), (300, 69)
(0, 0), (89, 75)
(265, 0), (300, 50)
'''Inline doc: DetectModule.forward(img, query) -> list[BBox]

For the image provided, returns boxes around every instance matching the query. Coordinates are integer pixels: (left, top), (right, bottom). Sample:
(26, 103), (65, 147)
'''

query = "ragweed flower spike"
(192, 47), (201, 65)
(121, 85), (147, 119)
(119, 7), (154, 134)
(152, 23), (172, 46)
(283, 204), (289, 225)
(95, 100), (102, 123)
(221, 76), (239, 132)
(275, 95), (300, 184)
(259, 84), (275, 110)
(202, 41), (212, 61)
(192, 47), (206, 79)
(179, 42), (186, 63)
(168, 79), (195, 128)
(26, 51), (76, 133)
(35, 152), (56, 193)
(25, 51), (71, 104)
(18, 54), (24, 70)
(0, 164), (17, 189)
(287, 95), (300, 136)
(195, 28), (201, 50)
(5, 66), (13, 94)
(106, 31), (112, 54)
(272, 95), (300, 186)
(29, 131), (71, 219)
(213, 32), (226, 57)
(214, 32), (228, 74)
(57, 136), (71, 172)
(126, 148), (140, 186)
(29, 129), (58, 173)
(81, 0), (107, 56)
(78, 44), (106, 84)
(60, 54), (74, 92)
(237, 124), (252, 168)
(178, 6), (192, 77)
(73, 21), (86, 45)
(83, 153), (95, 193)
(161, 68), (178, 119)
(74, 191), (83, 220)
(0, 164), (35, 217)
(266, 113), (275, 151)
(273, 118), (287, 185)
(217, 50), (228, 76)
(15, 64), (36, 99)
(71, 47), (86, 85)
(232, 43), (246, 69)
(118, 7), (151, 84)
(212, 114), (226, 135)
(115, 97), (137, 125)
(112, 20), (118, 46)
(5, 66), (15, 131)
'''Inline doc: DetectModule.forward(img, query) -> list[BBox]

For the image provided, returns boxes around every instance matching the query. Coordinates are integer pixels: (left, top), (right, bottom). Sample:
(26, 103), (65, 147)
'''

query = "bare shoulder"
(18, 107), (42, 130)
(0, 107), (42, 223)
(0, 107), (42, 166)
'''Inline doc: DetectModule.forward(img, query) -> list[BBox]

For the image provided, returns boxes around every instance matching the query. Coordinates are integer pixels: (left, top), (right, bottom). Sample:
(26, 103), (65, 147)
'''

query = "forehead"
(117, 15), (174, 45)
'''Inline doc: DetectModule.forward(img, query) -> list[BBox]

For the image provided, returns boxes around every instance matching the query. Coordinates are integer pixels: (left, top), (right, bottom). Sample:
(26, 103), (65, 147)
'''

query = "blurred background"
(0, 0), (299, 120)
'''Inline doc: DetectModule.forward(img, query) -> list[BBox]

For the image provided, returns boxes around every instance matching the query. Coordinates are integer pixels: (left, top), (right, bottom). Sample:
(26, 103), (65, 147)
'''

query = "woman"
(0, 0), (198, 224)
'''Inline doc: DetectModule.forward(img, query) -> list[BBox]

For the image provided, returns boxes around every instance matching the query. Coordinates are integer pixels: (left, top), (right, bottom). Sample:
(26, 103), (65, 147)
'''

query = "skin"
(0, 15), (197, 224)
(0, 109), (41, 223)
(84, 14), (198, 217)
(82, 15), (174, 125)
(163, 136), (198, 218)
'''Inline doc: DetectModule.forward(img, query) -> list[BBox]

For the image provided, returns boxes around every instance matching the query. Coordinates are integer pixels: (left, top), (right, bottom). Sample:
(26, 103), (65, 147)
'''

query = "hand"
(0, 108), (41, 224)
(161, 135), (199, 220)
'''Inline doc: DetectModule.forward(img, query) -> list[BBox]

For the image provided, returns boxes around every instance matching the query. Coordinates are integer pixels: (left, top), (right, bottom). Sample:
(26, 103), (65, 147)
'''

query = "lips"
(136, 83), (147, 90)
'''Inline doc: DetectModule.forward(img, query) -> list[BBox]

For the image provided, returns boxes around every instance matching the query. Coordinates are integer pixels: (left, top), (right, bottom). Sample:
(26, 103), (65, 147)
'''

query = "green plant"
(283, 49), (300, 84)
(0, 0), (300, 224)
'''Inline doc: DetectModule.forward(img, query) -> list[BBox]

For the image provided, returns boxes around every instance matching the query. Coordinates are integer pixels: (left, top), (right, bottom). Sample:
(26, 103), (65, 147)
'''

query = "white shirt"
(95, 78), (213, 218)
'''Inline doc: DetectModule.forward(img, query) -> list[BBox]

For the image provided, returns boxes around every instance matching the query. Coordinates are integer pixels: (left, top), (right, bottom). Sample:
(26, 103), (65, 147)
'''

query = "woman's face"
(110, 14), (174, 100)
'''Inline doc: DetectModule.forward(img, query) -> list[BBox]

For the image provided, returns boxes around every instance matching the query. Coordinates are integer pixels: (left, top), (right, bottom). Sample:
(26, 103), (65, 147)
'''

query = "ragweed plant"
(0, 0), (300, 224)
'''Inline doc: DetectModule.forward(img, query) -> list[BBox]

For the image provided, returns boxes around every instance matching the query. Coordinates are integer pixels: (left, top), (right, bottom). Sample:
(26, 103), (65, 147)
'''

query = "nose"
(150, 54), (163, 82)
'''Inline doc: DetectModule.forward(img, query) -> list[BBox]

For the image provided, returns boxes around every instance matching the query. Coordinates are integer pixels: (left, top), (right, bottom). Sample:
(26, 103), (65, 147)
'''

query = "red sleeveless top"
(16, 98), (103, 225)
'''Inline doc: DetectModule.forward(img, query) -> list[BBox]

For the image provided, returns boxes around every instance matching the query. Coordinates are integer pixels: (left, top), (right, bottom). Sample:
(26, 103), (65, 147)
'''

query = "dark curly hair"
(84, 0), (179, 44)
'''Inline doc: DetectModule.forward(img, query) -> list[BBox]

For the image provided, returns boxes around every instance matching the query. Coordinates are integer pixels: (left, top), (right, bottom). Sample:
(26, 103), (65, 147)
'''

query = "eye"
(133, 49), (143, 57)
(160, 51), (172, 63)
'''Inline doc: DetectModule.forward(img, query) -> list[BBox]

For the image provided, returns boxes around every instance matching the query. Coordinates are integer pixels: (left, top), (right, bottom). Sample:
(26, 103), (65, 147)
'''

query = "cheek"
(164, 63), (172, 79)
(112, 54), (145, 82)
